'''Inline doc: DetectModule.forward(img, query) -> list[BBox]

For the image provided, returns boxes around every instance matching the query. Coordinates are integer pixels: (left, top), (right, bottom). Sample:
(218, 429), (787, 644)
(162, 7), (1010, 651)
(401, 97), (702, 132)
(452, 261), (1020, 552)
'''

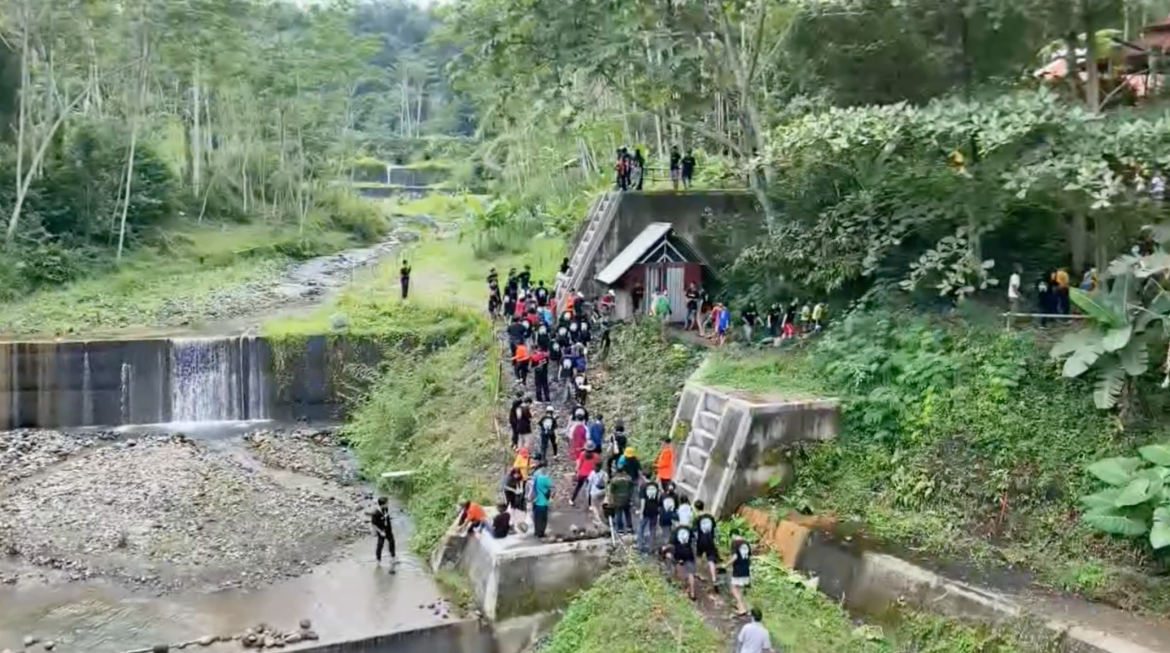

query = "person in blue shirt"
(530, 462), (554, 538)
(587, 414), (605, 452)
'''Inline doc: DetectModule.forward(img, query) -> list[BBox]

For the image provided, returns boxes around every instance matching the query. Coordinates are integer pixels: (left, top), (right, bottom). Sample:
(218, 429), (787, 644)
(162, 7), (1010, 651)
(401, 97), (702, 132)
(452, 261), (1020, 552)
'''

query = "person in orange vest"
(512, 342), (530, 386)
(655, 436), (674, 484)
(513, 446), (532, 479)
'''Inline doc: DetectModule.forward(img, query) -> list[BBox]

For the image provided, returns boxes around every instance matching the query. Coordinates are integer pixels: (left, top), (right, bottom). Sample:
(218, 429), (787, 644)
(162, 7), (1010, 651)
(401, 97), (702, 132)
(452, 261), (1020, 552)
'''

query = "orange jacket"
(512, 343), (529, 363)
(655, 444), (674, 481)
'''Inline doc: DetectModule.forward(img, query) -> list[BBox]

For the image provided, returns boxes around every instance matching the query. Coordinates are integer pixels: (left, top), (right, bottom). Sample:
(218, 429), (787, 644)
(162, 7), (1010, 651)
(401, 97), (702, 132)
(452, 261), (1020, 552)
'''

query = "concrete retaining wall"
(671, 383), (838, 518)
(739, 508), (1170, 653)
(579, 191), (766, 296)
(294, 619), (495, 653)
(0, 335), (384, 429)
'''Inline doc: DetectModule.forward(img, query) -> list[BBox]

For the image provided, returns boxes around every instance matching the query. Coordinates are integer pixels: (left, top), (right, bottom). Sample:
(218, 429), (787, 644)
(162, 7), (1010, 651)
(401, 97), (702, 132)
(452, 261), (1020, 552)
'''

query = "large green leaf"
(1114, 477), (1154, 507)
(1152, 507), (1170, 550)
(1063, 344), (1103, 378)
(1082, 509), (1149, 537)
(1118, 339), (1149, 377)
(1093, 363), (1126, 410)
(1050, 328), (1103, 359)
(1080, 488), (1123, 511)
(1070, 287), (1126, 329)
(1139, 443), (1170, 467)
(1101, 325), (1133, 353)
(1087, 457), (1143, 486)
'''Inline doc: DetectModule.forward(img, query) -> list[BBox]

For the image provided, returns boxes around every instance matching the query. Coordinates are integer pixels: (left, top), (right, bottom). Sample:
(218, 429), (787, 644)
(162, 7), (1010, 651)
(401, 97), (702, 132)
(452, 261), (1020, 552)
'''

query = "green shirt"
(654, 295), (670, 315)
(532, 472), (553, 507)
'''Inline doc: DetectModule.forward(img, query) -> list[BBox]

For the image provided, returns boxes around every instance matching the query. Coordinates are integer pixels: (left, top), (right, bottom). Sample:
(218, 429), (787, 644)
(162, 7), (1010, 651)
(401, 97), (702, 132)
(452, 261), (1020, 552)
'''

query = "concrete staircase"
(556, 191), (621, 298)
(670, 383), (839, 518)
(672, 389), (728, 501)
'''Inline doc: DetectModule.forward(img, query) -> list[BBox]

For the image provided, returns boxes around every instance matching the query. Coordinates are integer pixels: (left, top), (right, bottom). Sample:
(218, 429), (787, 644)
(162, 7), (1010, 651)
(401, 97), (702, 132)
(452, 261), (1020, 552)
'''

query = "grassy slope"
(545, 326), (1047, 653)
(0, 222), (361, 337)
(277, 233), (564, 551)
(692, 313), (1170, 614)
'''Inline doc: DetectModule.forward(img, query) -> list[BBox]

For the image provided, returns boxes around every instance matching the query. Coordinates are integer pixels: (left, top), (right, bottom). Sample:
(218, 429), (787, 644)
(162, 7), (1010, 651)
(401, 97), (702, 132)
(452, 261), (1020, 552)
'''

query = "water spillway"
(0, 335), (376, 429)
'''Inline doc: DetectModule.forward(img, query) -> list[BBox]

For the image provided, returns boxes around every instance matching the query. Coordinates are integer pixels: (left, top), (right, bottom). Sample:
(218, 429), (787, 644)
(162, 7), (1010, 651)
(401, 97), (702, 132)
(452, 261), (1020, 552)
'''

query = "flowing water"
(169, 337), (269, 423)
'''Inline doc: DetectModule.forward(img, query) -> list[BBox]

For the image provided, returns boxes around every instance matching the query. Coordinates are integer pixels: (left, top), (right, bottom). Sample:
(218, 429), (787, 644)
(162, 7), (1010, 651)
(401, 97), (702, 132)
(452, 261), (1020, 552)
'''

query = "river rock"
(152, 645), (169, 653)
(43, 641), (55, 651)
(197, 635), (215, 646)
(299, 619), (312, 631)
(23, 636), (38, 647)
(301, 630), (319, 642)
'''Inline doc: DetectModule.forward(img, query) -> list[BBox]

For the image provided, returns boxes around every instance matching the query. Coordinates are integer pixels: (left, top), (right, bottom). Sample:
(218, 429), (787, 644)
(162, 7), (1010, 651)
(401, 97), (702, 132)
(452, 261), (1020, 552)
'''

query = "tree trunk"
(1070, 208), (1088, 274)
(1082, 1), (1101, 113)
(7, 92), (86, 242)
(192, 62), (202, 194)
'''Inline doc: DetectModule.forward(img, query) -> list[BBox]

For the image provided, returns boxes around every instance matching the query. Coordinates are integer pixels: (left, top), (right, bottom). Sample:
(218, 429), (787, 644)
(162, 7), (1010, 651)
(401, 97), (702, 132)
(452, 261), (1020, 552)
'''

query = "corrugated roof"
(595, 223), (674, 286)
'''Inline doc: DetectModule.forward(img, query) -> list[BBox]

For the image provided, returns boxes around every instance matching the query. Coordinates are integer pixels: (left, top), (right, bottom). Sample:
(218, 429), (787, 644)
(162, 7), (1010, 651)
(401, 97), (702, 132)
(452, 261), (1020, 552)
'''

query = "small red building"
(593, 222), (714, 322)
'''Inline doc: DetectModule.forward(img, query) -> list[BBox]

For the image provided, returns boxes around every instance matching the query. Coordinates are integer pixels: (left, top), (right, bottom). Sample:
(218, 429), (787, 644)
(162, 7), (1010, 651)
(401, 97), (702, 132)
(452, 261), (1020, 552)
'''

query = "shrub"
(1080, 445), (1170, 550)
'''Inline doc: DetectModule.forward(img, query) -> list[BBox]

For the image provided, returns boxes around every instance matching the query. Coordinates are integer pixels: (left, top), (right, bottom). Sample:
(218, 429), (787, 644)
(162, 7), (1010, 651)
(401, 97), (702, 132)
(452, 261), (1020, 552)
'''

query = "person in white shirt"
(676, 495), (694, 527)
(736, 608), (774, 653)
(1008, 264), (1021, 311)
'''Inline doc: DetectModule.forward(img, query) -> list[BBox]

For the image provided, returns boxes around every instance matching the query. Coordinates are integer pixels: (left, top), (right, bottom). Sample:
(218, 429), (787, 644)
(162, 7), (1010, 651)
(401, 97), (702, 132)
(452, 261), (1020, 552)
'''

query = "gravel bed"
(0, 431), (365, 592)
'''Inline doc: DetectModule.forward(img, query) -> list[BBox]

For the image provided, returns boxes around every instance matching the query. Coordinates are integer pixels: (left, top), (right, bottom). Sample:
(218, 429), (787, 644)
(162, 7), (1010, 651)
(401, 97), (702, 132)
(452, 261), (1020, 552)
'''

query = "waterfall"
(169, 337), (268, 423)
(81, 351), (93, 425)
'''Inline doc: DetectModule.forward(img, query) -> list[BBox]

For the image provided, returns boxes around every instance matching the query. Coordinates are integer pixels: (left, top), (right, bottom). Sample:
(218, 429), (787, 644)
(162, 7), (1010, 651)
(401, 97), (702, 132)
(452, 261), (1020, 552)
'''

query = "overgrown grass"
(541, 563), (726, 653)
(0, 221), (368, 337)
(341, 313), (505, 552)
(262, 233), (563, 337)
(693, 347), (826, 398)
(590, 322), (705, 454)
(703, 310), (1170, 614)
(717, 515), (1052, 653)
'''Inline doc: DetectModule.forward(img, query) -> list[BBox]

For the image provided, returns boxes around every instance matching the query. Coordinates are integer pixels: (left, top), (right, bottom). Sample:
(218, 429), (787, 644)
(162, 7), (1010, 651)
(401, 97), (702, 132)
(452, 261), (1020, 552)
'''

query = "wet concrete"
(0, 539), (453, 653)
(0, 335), (385, 429)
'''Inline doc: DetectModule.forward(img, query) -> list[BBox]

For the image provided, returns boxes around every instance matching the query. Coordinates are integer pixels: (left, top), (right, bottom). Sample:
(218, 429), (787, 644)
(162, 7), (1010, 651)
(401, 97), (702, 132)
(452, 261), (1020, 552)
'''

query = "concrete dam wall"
(0, 335), (382, 429)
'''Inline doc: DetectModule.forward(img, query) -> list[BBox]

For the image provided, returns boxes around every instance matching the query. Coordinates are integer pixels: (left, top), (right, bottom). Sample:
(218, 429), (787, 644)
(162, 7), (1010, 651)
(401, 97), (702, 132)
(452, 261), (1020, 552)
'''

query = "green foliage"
(728, 308), (1170, 612)
(1050, 247), (1170, 411)
(590, 323), (704, 453)
(541, 563), (725, 653)
(341, 306), (501, 552)
(745, 90), (1169, 301)
(1079, 446), (1170, 549)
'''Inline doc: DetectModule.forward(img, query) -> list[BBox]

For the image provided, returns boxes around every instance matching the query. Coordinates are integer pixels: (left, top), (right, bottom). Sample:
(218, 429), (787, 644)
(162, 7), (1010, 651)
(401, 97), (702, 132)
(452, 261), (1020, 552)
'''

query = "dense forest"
(0, 0), (469, 299)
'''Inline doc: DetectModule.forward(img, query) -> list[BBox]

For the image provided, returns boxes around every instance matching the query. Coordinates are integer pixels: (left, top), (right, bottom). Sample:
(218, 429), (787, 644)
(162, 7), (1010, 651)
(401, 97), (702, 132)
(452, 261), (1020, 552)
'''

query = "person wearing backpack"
(587, 461), (608, 522)
(637, 478), (664, 552)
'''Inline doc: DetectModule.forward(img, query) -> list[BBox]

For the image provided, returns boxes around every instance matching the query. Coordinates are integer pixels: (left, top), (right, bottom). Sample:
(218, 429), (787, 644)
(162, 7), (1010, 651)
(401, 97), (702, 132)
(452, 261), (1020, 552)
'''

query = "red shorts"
(783, 323), (796, 337)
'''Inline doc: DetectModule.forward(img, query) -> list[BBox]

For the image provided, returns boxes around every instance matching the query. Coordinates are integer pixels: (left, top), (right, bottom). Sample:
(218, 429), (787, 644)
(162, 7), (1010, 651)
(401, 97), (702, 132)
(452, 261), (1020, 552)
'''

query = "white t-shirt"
(736, 622), (773, 653)
(676, 504), (694, 526)
(1008, 273), (1021, 300)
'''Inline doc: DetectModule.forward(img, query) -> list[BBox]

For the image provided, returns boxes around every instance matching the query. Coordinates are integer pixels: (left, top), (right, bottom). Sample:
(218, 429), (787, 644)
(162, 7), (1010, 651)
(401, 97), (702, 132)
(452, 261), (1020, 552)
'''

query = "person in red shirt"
(570, 442), (601, 507)
(568, 415), (588, 462)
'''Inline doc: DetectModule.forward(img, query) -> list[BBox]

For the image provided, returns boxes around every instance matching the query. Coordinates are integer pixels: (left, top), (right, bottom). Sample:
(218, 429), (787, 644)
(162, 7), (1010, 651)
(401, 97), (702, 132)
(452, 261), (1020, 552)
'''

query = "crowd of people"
(459, 260), (765, 621)
(615, 145), (697, 191)
(675, 282), (828, 346)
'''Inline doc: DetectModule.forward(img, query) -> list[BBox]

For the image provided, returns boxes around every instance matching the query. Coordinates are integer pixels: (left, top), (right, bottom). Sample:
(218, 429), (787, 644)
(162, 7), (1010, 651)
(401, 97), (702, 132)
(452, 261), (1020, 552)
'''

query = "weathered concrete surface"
(739, 508), (1170, 653)
(294, 619), (496, 653)
(458, 527), (611, 621)
(433, 512), (612, 651)
(572, 190), (765, 297)
(671, 383), (838, 517)
(0, 335), (384, 429)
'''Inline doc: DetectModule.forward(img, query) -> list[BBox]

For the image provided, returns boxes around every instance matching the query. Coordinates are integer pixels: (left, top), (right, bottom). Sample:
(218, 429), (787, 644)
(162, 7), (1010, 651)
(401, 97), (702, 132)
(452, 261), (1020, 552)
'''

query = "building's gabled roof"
(594, 222), (712, 285)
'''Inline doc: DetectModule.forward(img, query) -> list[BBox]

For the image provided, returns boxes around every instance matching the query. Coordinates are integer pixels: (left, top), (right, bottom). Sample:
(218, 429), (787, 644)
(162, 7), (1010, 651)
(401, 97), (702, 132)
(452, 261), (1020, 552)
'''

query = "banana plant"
(1080, 443), (1170, 550)
(1050, 250), (1170, 410)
